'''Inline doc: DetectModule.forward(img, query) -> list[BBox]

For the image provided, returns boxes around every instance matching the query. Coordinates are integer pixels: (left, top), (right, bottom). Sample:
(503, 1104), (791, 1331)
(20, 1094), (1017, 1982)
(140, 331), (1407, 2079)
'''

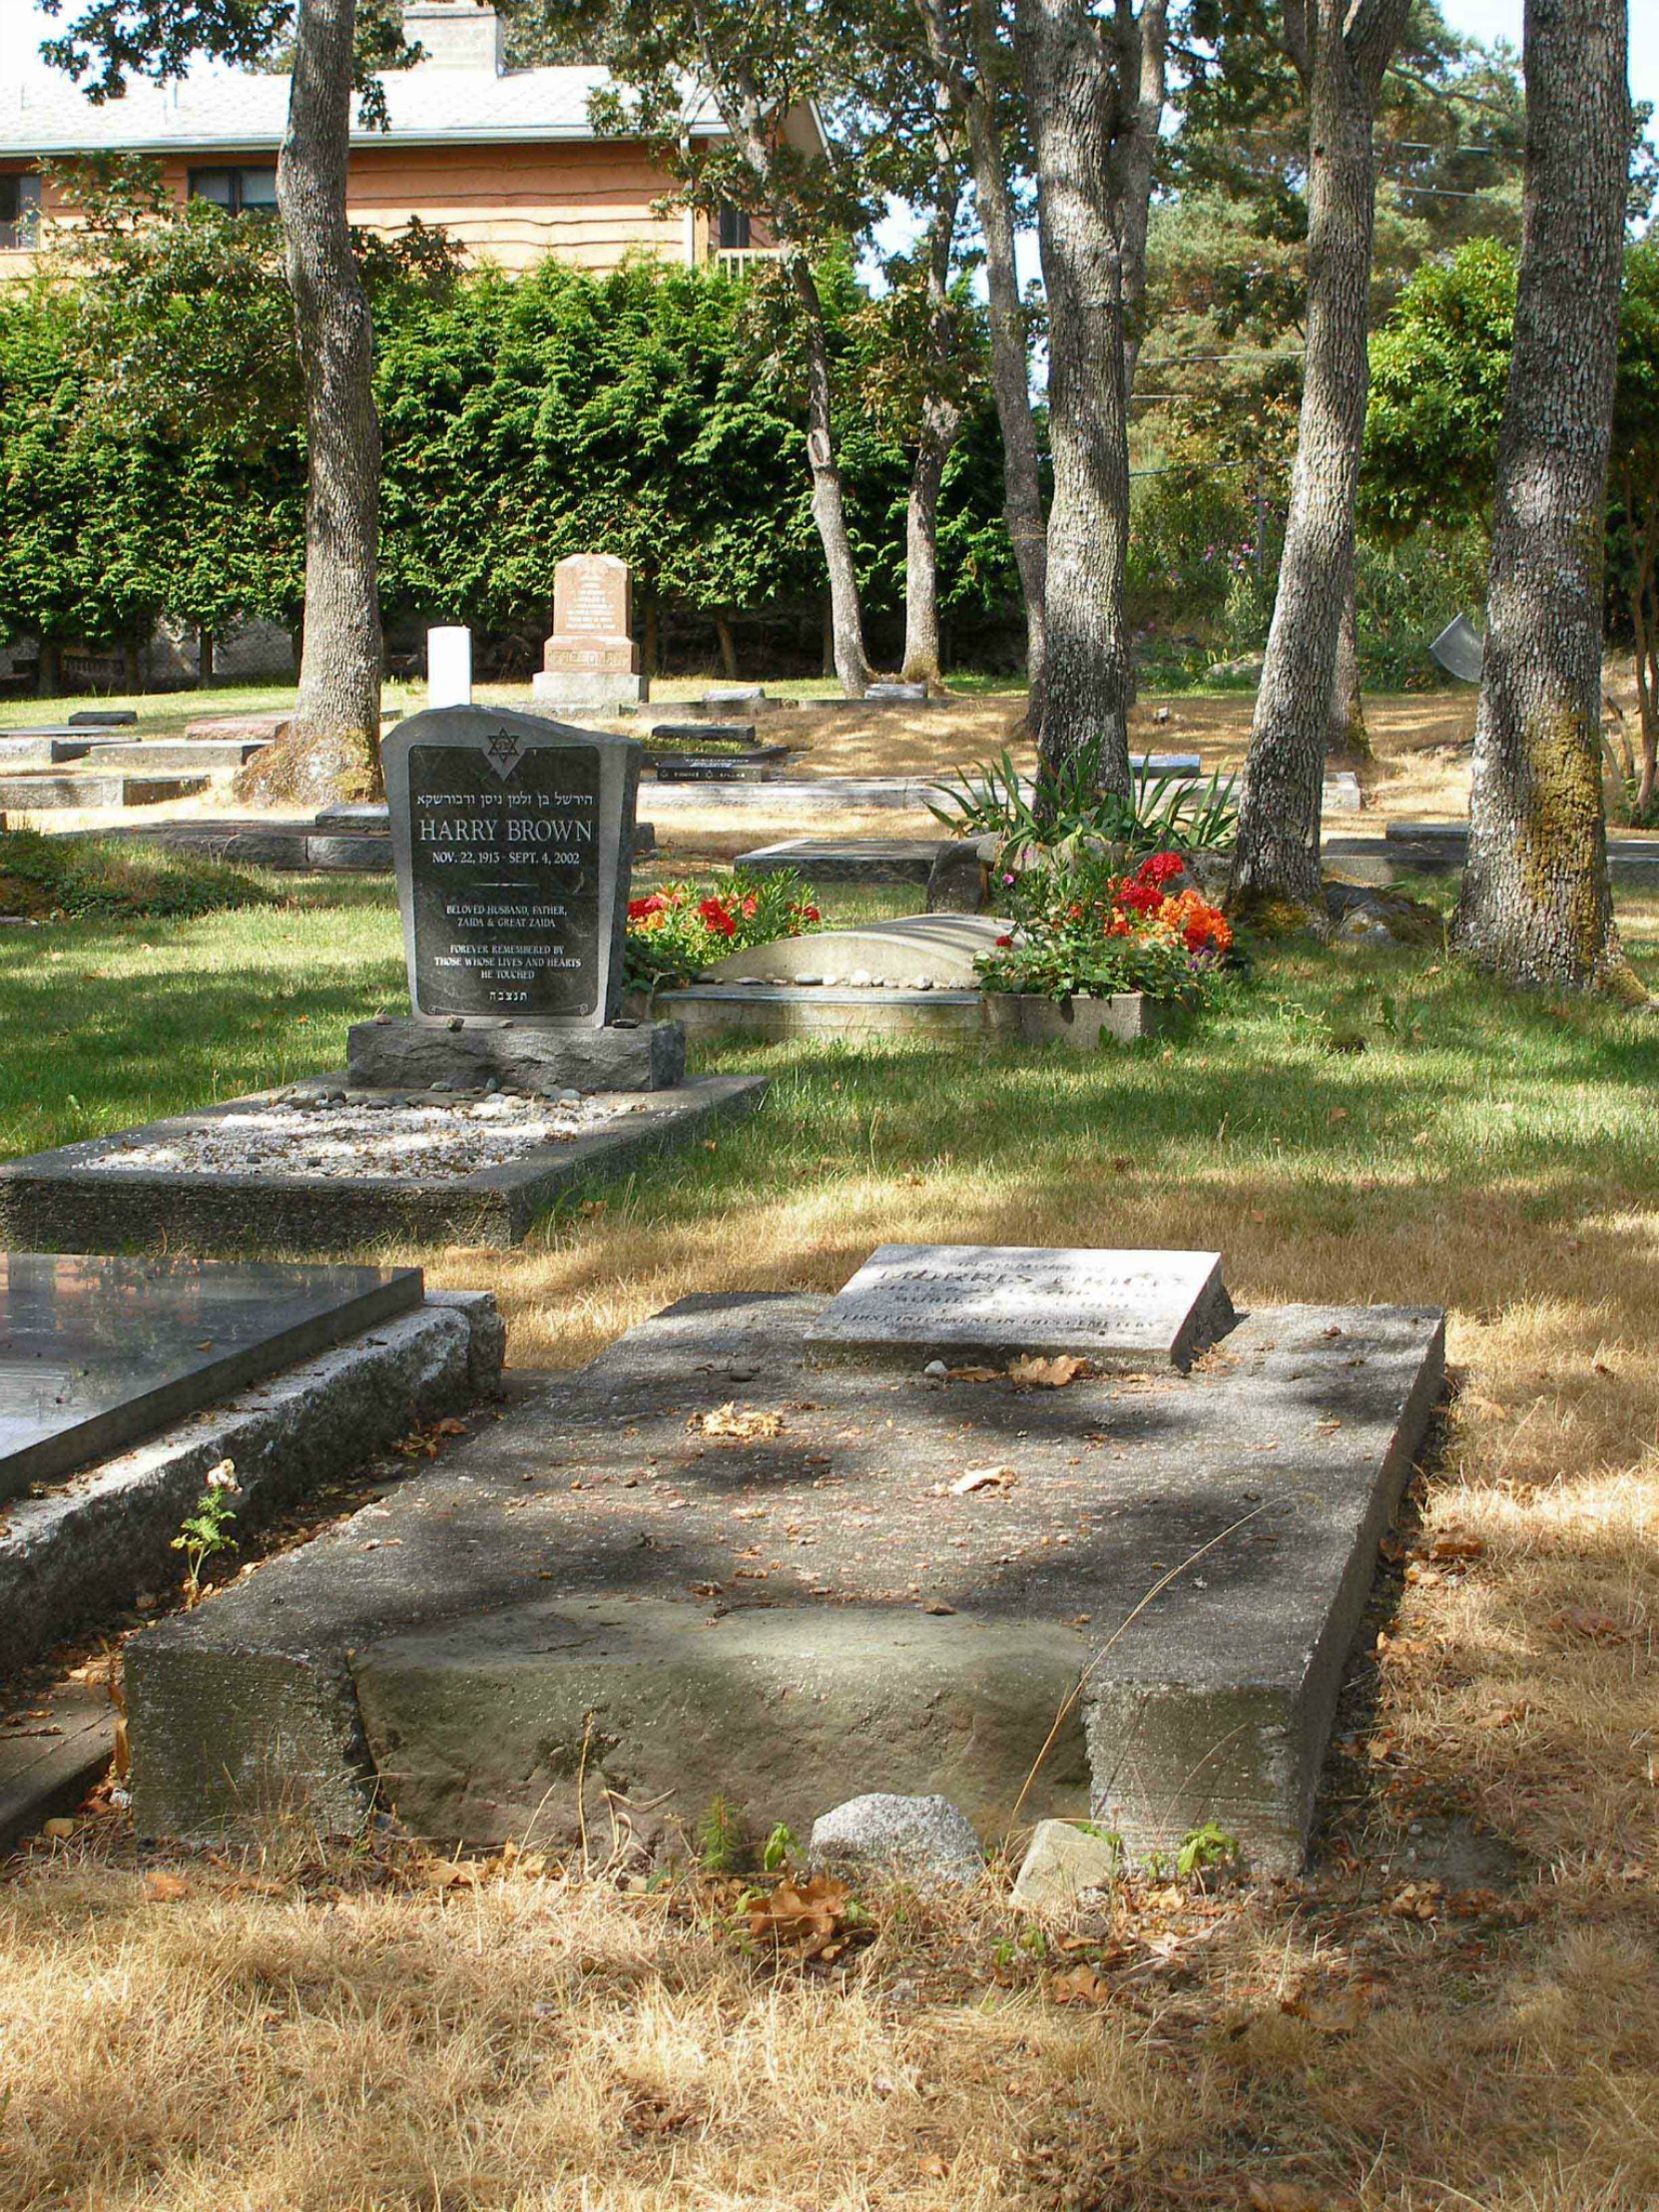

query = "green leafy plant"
(975, 850), (1238, 1009)
(170, 1459), (240, 1605)
(696, 1795), (747, 1874)
(625, 867), (823, 991)
(926, 740), (1238, 855)
(761, 1822), (798, 1873)
(1175, 1821), (1239, 1879)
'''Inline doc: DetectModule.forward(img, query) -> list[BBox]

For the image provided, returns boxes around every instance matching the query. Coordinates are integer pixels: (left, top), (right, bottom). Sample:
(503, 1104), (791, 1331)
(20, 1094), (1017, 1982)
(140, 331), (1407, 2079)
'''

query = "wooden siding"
(2, 140), (701, 278)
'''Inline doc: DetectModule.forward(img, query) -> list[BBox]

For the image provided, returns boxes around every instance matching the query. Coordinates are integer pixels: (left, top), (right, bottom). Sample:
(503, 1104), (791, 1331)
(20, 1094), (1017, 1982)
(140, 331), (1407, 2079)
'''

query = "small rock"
(484, 1077), (501, 1094)
(557, 1088), (581, 1104)
(809, 1793), (984, 1887)
(922, 1360), (948, 1378)
(848, 969), (873, 988)
(795, 974), (824, 987)
(913, 977), (933, 990)
(447, 1016), (465, 1033)
(1010, 1820), (1122, 1912)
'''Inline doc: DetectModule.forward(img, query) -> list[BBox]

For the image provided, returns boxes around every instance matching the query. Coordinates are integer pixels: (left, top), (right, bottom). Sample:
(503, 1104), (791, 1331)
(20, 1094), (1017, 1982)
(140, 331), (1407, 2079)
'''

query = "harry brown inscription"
(407, 741), (603, 1017)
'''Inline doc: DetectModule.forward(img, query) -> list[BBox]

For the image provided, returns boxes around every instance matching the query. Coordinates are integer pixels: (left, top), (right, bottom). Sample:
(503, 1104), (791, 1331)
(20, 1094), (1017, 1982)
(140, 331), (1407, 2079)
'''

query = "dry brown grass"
(5, 839), (1659, 2207)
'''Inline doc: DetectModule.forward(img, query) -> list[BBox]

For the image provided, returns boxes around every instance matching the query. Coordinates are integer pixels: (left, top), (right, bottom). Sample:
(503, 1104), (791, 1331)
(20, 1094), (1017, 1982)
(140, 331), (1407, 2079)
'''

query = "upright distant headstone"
(426, 626), (473, 710)
(532, 552), (649, 710)
(347, 704), (685, 1090)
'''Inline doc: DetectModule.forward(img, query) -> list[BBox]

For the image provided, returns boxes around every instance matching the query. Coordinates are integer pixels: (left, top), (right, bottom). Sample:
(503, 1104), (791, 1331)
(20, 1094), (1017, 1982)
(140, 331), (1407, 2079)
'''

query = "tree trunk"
(199, 627), (216, 688)
(902, 396), (955, 686)
(714, 612), (739, 680)
(959, 7), (1048, 732)
(36, 638), (60, 698)
(789, 256), (872, 697)
(1450, 0), (1636, 994)
(1015, 0), (1165, 797)
(1229, 0), (1410, 913)
(901, 194), (964, 690)
(276, 0), (382, 801)
(1328, 552), (1369, 757)
(120, 637), (142, 694)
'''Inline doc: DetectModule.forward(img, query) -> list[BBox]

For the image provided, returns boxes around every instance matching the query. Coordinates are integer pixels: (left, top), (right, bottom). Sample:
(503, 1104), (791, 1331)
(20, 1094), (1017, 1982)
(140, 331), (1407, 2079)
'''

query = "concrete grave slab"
(705, 912), (1010, 987)
(659, 984), (986, 1047)
(0, 1074), (767, 1254)
(737, 837), (949, 886)
(0, 1288), (504, 1680)
(0, 1252), (420, 1505)
(124, 1288), (1444, 1872)
(805, 1244), (1234, 1372)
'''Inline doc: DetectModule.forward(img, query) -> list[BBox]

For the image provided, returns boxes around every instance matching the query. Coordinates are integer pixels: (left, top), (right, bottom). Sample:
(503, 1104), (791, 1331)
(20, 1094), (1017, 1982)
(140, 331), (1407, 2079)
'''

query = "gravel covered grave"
(80, 1090), (646, 1184)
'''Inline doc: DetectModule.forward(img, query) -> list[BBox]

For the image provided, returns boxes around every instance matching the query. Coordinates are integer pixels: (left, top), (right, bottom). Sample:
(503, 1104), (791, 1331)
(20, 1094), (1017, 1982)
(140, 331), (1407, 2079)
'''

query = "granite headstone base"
(346, 1017), (687, 1094)
(530, 671), (649, 709)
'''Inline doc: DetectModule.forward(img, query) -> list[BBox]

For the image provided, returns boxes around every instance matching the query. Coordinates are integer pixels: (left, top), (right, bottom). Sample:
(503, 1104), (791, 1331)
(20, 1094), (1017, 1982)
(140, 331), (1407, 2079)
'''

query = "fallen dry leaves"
(693, 1403), (784, 1441)
(142, 1871), (191, 1904)
(746, 1874), (853, 1960)
(942, 1464), (1017, 1496)
(1006, 1354), (1089, 1388)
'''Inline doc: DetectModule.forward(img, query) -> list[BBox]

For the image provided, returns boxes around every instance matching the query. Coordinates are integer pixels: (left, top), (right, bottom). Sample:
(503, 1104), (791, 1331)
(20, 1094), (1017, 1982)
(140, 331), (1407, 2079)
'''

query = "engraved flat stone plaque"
(0, 1253), (422, 1504)
(805, 1244), (1233, 1371)
(382, 704), (641, 1027)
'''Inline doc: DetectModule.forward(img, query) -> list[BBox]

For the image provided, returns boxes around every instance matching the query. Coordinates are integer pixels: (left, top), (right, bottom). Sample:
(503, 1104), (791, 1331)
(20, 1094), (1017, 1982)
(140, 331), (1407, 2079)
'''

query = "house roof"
(0, 62), (730, 159)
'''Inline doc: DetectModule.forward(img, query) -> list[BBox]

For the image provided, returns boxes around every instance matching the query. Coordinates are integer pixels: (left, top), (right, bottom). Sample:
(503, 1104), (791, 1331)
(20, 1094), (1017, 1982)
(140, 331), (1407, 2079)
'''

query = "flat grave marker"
(805, 1242), (1233, 1371)
(0, 1252), (420, 1504)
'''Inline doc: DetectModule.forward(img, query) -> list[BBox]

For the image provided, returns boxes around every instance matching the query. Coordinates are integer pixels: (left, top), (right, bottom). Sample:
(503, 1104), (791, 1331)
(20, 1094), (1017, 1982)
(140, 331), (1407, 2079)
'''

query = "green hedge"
(0, 253), (1020, 668)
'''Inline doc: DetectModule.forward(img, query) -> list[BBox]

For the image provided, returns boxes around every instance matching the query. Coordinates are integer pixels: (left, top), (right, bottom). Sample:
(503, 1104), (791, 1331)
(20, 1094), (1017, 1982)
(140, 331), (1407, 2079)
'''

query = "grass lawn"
(3, 869), (1658, 2208)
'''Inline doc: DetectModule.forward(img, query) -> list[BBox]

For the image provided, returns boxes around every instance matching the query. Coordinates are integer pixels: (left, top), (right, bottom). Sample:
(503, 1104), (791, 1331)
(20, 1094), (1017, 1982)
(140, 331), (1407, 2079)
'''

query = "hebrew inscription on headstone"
(382, 704), (640, 1027)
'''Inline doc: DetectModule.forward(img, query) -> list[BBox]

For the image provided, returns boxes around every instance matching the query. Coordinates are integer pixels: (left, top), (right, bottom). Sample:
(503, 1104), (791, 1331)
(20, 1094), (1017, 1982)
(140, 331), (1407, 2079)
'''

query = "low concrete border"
(0, 1074), (770, 1254)
(0, 1290), (504, 1681)
(661, 984), (1174, 1048)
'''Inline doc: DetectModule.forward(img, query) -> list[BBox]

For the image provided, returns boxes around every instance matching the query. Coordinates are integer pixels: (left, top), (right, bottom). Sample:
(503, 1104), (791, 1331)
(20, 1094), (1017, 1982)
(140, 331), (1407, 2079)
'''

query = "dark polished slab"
(0, 1254), (422, 1504)
(382, 706), (641, 1029)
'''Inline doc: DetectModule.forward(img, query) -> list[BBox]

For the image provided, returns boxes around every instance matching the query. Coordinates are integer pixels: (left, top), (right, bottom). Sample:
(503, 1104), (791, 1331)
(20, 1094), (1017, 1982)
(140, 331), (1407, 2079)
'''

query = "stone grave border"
(0, 1288), (503, 1687)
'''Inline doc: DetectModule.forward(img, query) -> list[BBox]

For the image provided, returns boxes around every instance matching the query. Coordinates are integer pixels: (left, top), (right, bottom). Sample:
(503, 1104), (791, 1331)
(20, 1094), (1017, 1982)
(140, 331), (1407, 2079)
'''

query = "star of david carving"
(484, 734), (523, 782)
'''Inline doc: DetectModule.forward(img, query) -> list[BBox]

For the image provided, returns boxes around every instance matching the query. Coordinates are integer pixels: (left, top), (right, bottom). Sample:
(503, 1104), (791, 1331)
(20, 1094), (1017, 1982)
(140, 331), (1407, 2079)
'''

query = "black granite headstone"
(382, 706), (641, 1028)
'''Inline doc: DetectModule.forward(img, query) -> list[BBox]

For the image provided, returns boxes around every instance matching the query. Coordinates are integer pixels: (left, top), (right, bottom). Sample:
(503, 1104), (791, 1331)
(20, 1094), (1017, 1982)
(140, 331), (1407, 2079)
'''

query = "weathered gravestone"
(347, 703), (684, 1092)
(532, 552), (649, 710)
(805, 1242), (1233, 1372)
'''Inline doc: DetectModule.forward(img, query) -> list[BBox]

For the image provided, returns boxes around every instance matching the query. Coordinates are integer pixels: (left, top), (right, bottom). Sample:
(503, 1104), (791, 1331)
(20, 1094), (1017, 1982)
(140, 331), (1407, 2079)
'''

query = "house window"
(0, 173), (41, 251)
(717, 204), (752, 252)
(188, 165), (279, 217)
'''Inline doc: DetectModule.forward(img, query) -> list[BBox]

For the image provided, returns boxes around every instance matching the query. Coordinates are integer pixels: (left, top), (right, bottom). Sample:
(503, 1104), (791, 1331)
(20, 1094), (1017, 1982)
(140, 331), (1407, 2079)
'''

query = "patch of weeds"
(0, 829), (276, 920)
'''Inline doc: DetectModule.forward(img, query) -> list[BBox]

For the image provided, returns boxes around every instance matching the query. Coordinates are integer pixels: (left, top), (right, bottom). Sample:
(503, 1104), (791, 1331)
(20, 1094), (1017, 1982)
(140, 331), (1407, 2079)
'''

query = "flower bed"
(625, 867), (823, 991)
(974, 850), (1235, 1011)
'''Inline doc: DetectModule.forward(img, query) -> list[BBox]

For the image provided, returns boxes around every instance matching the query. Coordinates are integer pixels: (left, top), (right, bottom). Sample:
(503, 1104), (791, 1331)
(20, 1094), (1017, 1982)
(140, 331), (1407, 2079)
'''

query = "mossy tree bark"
(1014, 0), (1166, 796)
(1228, 0), (1411, 912)
(1451, 0), (1637, 994)
(276, 0), (383, 801)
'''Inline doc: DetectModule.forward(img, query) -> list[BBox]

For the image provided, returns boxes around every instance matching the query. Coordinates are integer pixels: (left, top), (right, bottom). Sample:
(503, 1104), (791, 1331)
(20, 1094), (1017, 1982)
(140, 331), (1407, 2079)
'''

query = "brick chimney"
(401, 2), (506, 72)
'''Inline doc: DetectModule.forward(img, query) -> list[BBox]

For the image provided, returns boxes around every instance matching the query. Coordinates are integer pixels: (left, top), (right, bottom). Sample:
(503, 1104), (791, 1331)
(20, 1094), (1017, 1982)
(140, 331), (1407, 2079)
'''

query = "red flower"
(741, 894), (759, 918)
(698, 896), (738, 937)
(995, 932), (1013, 947)
(801, 904), (822, 923)
(628, 893), (669, 920)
